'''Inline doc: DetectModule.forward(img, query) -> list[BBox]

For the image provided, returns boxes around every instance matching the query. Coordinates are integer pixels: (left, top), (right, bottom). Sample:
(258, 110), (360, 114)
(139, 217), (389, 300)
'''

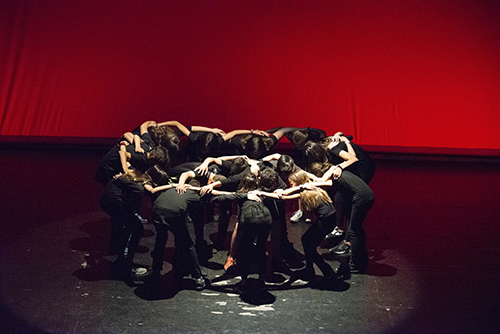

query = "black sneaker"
(293, 267), (315, 282)
(335, 264), (351, 280)
(329, 241), (351, 256)
(349, 258), (368, 274)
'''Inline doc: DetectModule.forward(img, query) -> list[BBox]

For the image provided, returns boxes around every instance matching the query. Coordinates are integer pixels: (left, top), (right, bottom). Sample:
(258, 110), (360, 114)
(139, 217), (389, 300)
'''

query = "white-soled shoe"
(290, 210), (303, 223)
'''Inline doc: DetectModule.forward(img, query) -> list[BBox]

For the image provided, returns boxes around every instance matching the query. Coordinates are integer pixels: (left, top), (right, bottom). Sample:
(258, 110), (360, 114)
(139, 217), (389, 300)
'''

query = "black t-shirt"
(153, 188), (201, 219)
(284, 127), (327, 144)
(169, 162), (209, 186)
(328, 142), (375, 183)
(99, 175), (145, 215)
(314, 198), (336, 220)
(184, 130), (224, 162)
(211, 193), (272, 225)
(228, 134), (279, 158)
(127, 144), (150, 173)
(95, 145), (122, 185)
(336, 170), (375, 205)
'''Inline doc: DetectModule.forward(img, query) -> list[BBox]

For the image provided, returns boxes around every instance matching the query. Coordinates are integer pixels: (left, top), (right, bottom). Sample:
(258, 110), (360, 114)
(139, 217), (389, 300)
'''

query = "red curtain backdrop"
(1, 1), (500, 151)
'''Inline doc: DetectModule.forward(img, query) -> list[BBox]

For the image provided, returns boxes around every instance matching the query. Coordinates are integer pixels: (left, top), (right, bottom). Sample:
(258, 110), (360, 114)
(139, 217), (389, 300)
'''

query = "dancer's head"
(309, 162), (332, 178)
(292, 129), (310, 150)
(288, 170), (310, 187)
(149, 125), (180, 152)
(277, 154), (296, 179)
(243, 135), (267, 160)
(259, 167), (279, 192)
(230, 157), (249, 175)
(237, 172), (259, 193)
(148, 146), (169, 168)
(194, 132), (220, 161)
(304, 141), (329, 166)
(145, 165), (169, 187)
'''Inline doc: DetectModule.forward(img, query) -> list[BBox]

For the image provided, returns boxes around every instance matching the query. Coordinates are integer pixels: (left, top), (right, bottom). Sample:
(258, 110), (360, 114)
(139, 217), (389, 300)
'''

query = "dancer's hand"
(199, 185), (214, 196)
(194, 161), (210, 176)
(332, 166), (343, 179)
(176, 183), (188, 194)
(247, 193), (262, 202)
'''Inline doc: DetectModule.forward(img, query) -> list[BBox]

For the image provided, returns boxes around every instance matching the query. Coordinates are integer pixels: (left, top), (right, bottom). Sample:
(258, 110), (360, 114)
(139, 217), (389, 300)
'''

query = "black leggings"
(301, 214), (336, 277)
(237, 223), (272, 280)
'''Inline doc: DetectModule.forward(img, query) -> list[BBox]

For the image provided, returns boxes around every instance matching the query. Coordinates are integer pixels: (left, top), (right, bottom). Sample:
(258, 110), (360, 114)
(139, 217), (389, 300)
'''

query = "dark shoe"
(195, 241), (215, 260)
(329, 241), (352, 256)
(335, 264), (351, 280)
(195, 276), (207, 291)
(145, 270), (161, 288)
(235, 279), (250, 295)
(271, 258), (289, 274)
(349, 258), (368, 274)
(293, 267), (315, 282)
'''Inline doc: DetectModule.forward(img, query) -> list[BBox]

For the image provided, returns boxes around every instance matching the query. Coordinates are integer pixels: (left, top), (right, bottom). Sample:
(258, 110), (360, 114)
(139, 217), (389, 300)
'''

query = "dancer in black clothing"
(311, 162), (375, 277)
(323, 132), (375, 184)
(99, 165), (168, 277)
(95, 121), (169, 186)
(320, 133), (375, 241)
(148, 162), (226, 290)
(196, 155), (258, 250)
(208, 173), (272, 292)
(253, 170), (337, 282)
(267, 126), (328, 169)
(226, 128), (290, 160)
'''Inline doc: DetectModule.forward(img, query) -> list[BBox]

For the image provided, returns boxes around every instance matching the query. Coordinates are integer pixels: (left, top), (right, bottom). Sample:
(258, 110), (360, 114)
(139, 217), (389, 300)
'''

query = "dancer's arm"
(190, 126), (226, 136)
(156, 120), (191, 137)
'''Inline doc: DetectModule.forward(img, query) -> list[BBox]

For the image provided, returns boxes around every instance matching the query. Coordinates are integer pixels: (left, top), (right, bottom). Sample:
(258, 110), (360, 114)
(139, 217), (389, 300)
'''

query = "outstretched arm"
(191, 126), (226, 136)
(262, 153), (281, 162)
(144, 183), (176, 194)
(119, 146), (132, 173)
(157, 120), (191, 137)
(251, 190), (300, 200)
(140, 121), (157, 135)
(194, 157), (223, 176)
(222, 129), (253, 141)
(269, 127), (300, 142)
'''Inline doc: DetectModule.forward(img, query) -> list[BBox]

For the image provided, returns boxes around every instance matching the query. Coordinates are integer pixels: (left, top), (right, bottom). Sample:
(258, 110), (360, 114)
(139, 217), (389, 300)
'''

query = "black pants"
(237, 223), (272, 280)
(337, 171), (375, 267)
(100, 182), (143, 263)
(151, 189), (204, 278)
(301, 214), (336, 277)
(216, 200), (233, 248)
(264, 198), (293, 261)
(151, 215), (202, 279)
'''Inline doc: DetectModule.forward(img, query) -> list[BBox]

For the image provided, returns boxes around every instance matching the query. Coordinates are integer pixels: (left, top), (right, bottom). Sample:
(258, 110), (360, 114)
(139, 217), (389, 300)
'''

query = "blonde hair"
(288, 170), (311, 186)
(299, 188), (332, 212)
(123, 170), (151, 185)
(289, 170), (332, 211)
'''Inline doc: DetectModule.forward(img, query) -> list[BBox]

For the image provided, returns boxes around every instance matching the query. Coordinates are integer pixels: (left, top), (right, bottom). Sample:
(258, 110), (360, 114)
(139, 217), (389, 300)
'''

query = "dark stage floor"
(1, 146), (500, 333)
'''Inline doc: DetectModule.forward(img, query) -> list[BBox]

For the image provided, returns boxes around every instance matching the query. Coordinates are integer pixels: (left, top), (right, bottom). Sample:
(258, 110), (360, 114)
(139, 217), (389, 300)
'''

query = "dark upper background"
(1, 1), (500, 152)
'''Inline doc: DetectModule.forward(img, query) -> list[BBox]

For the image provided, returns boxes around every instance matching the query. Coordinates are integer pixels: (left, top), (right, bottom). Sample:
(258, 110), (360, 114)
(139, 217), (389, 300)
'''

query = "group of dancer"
(94, 120), (375, 293)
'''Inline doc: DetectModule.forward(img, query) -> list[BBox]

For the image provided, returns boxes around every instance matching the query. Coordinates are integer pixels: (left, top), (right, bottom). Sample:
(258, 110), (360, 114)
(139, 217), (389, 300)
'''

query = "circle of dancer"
(95, 121), (375, 296)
